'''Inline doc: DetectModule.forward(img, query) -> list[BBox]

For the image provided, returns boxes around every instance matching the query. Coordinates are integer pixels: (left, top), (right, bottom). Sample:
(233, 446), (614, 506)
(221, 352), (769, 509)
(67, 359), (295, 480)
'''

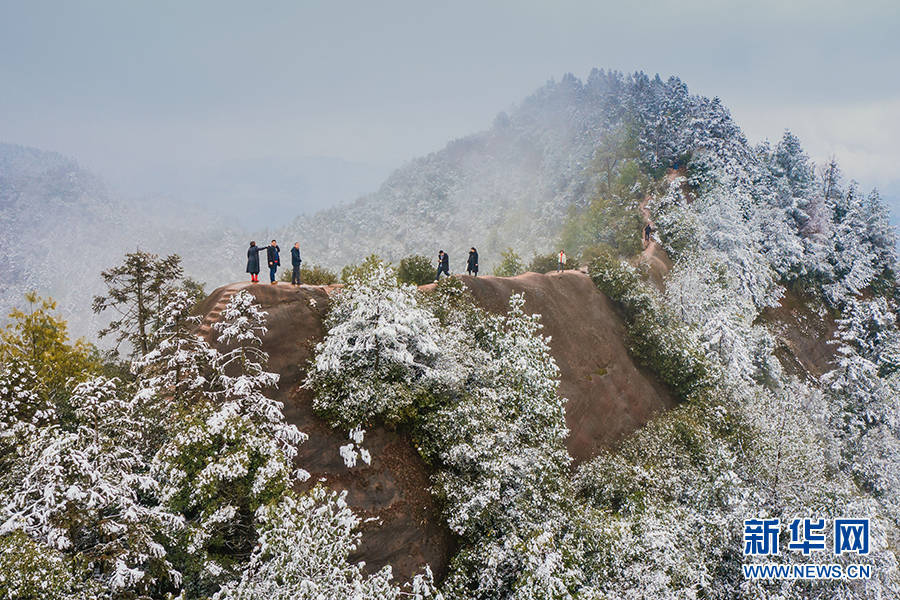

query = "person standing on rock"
(267, 239), (281, 284)
(466, 247), (479, 276)
(290, 242), (302, 286)
(246, 241), (265, 283)
(435, 250), (450, 281)
(557, 250), (567, 273)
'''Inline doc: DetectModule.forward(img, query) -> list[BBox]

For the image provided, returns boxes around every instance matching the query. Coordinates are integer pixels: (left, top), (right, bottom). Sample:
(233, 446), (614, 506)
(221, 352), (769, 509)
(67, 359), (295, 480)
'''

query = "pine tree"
(132, 289), (220, 456)
(0, 376), (183, 596)
(92, 250), (185, 357)
(152, 290), (306, 593)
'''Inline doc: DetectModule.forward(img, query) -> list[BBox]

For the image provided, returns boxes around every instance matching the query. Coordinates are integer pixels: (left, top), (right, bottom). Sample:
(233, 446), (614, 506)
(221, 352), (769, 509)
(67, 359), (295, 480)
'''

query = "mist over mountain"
(107, 156), (390, 229)
(284, 72), (607, 271)
(3, 68), (896, 340)
(0, 143), (245, 339)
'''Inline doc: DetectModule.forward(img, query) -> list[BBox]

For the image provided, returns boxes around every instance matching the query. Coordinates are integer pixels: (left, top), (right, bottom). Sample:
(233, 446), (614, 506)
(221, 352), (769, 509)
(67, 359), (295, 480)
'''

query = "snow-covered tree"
(307, 262), (455, 428)
(213, 290), (304, 460)
(152, 290), (305, 593)
(132, 289), (220, 457)
(824, 298), (900, 521)
(0, 376), (183, 596)
(213, 488), (441, 600)
(0, 360), (51, 462)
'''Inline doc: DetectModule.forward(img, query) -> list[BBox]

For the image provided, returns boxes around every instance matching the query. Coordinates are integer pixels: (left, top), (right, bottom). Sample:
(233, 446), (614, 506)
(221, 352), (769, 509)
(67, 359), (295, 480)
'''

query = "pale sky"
(1, 0), (898, 209)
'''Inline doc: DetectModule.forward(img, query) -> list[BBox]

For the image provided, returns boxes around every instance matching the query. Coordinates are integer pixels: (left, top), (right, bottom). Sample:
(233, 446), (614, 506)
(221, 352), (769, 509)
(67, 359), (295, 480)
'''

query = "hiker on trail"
(643, 223), (654, 248)
(290, 242), (302, 286)
(435, 250), (450, 281)
(267, 240), (281, 284)
(557, 250), (567, 273)
(467, 247), (479, 276)
(246, 241), (265, 283)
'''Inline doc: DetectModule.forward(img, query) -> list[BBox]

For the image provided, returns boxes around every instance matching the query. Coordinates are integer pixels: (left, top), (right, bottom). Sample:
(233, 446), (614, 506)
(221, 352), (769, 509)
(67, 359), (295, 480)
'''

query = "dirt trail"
(636, 192), (672, 290)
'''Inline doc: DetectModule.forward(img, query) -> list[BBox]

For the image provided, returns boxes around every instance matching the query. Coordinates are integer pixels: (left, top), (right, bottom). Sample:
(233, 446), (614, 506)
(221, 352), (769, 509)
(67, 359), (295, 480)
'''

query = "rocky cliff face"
(195, 271), (678, 580)
(439, 271), (677, 462)
(194, 282), (452, 582)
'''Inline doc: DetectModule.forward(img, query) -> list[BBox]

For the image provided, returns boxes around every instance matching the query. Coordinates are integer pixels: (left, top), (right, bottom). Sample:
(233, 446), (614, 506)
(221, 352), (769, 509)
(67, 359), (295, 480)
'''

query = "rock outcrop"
(194, 271), (678, 580)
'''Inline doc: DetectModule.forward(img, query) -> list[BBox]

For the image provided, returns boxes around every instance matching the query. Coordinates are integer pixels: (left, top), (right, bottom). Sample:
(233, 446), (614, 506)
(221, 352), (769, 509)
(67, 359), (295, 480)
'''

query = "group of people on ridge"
(247, 240), (303, 285)
(436, 247), (568, 280)
(246, 242), (573, 286)
(436, 247), (480, 281)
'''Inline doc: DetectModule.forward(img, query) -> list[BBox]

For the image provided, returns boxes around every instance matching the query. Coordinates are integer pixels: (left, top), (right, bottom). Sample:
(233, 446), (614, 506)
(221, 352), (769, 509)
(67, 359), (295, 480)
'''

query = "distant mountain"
(0, 143), (244, 340)
(285, 72), (618, 271)
(0, 144), (127, 332)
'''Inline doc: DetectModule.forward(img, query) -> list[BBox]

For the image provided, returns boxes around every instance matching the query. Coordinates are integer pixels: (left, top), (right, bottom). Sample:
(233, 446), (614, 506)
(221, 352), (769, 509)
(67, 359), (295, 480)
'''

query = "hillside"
(0, 143), (245, 339)
(193, 272), (676, 580)
(283, 71), (621, 271)
(0, 144), (127, 333)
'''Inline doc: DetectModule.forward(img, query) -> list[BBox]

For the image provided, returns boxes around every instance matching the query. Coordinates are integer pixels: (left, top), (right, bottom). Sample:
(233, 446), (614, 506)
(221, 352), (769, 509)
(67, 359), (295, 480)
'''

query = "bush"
(397, 254), (436, 285)
(527, 253), (559, 274)
(0, 531), (95, 600)
(341, 254), (384, 284)
(493, 248), (524, 277)
(579, 243), (616, 267)
(281, 264), (339, 284)
(589, 248), (713, 400)
(302, 264), (339, 285)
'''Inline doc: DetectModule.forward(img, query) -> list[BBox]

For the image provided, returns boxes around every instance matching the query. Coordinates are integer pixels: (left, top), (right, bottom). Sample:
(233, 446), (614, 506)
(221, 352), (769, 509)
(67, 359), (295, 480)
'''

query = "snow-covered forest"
(2, 69), (900, 598)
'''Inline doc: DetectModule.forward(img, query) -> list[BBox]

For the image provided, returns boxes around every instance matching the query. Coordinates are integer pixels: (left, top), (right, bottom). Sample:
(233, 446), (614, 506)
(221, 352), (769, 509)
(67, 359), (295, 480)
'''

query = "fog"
(1, 0), (898, 220)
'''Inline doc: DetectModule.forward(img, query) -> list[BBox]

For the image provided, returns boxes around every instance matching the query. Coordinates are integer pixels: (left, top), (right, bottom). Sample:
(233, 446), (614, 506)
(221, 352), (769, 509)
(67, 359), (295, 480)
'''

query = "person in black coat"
(290, 242), (302, 285)
(435, 250), (450, 281)
(246, 241), (265, 283)
(466, 247), (479, 276)
(266, 240), (281, 284)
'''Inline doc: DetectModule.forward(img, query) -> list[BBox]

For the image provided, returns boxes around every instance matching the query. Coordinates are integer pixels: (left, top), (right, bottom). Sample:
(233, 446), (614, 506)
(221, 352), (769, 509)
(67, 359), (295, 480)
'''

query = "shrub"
(0, 531), (97, 600)
(341, 254), (384, 284)
(302, 264), (339, 285)
(397, 254), (435, 285)
(493, 248), (524, 277)
(589, 248), (713, 400)
(527, 252), (559, 274)
(282, 265), (339, 285)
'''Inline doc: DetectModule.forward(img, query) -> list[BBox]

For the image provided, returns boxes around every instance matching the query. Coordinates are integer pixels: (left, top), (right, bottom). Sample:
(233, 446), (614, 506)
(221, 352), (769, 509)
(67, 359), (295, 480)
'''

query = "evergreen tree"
(92, 250), (185, 357)
(0, 377), (183, 596)
(152, 290), (305, 593)
(308, 262), (451, 428)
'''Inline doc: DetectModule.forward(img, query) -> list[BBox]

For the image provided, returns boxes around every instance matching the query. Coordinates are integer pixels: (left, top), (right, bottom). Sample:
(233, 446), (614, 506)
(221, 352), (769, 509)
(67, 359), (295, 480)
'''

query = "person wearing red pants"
(246, 241), (265, 283)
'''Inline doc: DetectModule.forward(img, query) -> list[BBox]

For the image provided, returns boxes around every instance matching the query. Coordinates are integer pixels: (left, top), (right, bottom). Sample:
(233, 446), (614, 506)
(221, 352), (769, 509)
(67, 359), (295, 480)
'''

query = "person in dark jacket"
(290, 242), (302, 285)
(435, 250), (450, 281)
(643, 224), (654, 248)
(466, 247), (479, 276)
(246, 241), (265, 283)
(267, 240), (281, 284)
